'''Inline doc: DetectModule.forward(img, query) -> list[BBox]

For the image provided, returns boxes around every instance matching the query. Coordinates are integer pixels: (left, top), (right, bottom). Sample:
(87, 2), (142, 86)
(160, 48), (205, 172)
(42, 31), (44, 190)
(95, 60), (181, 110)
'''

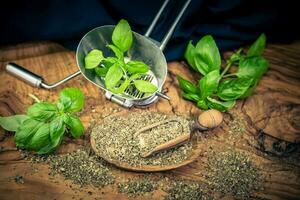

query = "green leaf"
(59, 88), (85, 113)
(199, 70), (220, 99)
(194, 35), (221, 75)
(217, 78), (253, 101)
(107, 44), (123, 60)
(181, 92), (201, 102)
(109, 77), (130, 94)
(240, 79), (258, 98)
(50, 116), (65, 141)
(95, 66), (109, 77)
(197, 99), (209, 110)
(104, 57), (119, 65)
(134, 80), (158, 93)
(112, 19), (133, 52)
(237, 57), (268, 79)
(27, 123), (51, 151)
(228, 48), (243, 64)
(105, 63), (124, 89)
(206, 97), (235, 112)
(95, 57), (117, 77)
(247, 33), (266, 57)
(125, 61), (149, 74)
(63, 115), (84, 138)
(184, 41), (197, 71)
(0, 115), (29, 131)
(15, 119), (43, 148)
(129, 73), (143, 81)
(84, 49), (104, 69)
(37, 116), (65, 154)
(27, 102), (57, 121)
(177, 75), (198, 94)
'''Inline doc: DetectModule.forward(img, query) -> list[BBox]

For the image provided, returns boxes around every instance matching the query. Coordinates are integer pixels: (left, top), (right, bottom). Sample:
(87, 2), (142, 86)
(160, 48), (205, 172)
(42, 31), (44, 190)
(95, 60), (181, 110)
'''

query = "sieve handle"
(6, 62), (43, 87)
(144, 0), (170, 37)
(6, 62), (81, 89)
(159, 0), (191, 51)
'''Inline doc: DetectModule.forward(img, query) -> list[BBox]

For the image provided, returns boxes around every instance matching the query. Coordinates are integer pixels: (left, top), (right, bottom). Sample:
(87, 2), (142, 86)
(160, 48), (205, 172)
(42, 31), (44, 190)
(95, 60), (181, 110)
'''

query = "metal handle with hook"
(5, 0), (191, 100)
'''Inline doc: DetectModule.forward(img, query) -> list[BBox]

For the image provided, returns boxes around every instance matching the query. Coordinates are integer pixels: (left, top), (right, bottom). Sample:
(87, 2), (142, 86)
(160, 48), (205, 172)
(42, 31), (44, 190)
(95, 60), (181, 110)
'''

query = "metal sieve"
(6, 0), (191, 108)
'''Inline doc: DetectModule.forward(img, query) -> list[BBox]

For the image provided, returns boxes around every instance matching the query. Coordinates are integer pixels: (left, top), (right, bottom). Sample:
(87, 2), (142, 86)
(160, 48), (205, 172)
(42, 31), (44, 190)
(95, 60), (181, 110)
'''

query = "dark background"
(1, 0), (298, 61)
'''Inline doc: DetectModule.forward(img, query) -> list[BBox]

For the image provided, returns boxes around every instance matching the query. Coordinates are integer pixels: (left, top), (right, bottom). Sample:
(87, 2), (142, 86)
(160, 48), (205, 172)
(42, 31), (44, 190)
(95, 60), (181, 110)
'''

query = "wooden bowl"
(89, 111), (202, 172)
(90, 136), (201, 172)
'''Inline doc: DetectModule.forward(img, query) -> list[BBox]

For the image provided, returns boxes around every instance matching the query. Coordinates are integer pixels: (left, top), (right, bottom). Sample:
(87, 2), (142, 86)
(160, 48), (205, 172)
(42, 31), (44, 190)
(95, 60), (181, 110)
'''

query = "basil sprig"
(84, 19), (158, 95)
(178, 34), (268, 112)
(0, 88), (85, 154)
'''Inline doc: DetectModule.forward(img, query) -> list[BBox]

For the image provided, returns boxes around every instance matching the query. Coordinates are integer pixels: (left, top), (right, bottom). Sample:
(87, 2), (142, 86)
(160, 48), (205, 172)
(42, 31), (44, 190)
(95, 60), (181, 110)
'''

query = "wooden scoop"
(140, 109), (223, 158)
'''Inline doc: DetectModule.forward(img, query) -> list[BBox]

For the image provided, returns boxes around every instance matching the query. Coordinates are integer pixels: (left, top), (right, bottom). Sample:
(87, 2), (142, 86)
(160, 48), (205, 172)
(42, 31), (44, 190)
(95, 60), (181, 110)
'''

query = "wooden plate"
(90, 136), (201, 172)
(90, 110), (201, 172)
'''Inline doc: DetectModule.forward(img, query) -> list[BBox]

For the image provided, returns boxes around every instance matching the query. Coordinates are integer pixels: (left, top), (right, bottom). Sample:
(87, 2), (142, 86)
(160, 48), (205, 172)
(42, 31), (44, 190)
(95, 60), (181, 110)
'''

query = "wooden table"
(0, 41), (299, 200)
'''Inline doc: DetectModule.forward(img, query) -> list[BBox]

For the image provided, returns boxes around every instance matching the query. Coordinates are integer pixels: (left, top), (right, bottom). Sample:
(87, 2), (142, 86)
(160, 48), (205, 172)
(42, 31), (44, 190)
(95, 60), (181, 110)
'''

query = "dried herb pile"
(164, 181), (214, 200)
(206, 150), (260, 197)
(91, 111), (193, 166)
(228, 112), (246, 136)
(118, 176), (158, 197)
(46, 149), (115, 188)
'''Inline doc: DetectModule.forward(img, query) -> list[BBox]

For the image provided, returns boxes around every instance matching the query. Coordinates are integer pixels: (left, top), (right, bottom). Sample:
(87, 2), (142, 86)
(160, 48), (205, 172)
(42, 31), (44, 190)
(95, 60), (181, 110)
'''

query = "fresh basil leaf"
(63, 115), (84, 138)
(217, 78), (253, 101)
(228, 48), (243, 64)
(104, 57), (119, 65)
(247, 33), (266, 57)
(27, 102), (57, 121)
(59, 88), (85, 113)
(15, 118), (43, 148)
(107, 44), (123, 60)
(37, 134), (63, 154)
(184, 41), (197, 71)
(199, 70), (220, 99)
(125, 61), (149, 74)
(95, 57), (117, 77)
(239, 79), (258, 98)
(95, 66), (109, 77)
(181, 92), (201, 102)
(109, 77), (130, 94)
(134, 80), (158, 93)
(50, 116), (65, 141)
(0, 115), (29, 131)
(206, 97), (235, 112)
(27, 123), (51, 151)
(112, 19), (133, 52)
(194, 35), (221, 75)
(237, 57), (268, 79)
(197, 99), (209, 110)
(105, 63), (124, 89)
(129, 73), (143, 81)
(37, 116), (65, 154)
(177, 75), (198, 94)
(84, 49), (104, 69)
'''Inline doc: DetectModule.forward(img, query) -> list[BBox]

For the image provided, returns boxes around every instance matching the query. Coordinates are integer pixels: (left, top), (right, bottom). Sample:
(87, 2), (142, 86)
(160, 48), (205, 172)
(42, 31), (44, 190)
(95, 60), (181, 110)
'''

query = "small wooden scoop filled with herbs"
(84, 19), (158, 97)
(139, 109), (223, 158)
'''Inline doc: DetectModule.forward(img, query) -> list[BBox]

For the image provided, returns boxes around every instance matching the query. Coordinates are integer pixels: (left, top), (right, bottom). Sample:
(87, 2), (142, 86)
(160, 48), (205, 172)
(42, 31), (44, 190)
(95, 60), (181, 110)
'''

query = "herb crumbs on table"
(206, 150), (260, 198)
(164, 181), (214, 200)
(45, 149), (115, 188)
(228, 112), (246, 136)
(118, 176), (158, 197)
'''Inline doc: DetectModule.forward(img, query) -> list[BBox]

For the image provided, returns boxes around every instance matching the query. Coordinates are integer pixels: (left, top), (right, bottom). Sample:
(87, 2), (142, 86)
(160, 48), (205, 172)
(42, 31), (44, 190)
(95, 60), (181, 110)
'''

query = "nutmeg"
(198, 109), (223, 129)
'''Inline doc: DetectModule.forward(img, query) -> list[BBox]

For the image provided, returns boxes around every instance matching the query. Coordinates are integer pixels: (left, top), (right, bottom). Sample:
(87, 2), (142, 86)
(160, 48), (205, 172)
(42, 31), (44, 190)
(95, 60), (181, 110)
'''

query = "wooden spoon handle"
(141, 133), (191, 158)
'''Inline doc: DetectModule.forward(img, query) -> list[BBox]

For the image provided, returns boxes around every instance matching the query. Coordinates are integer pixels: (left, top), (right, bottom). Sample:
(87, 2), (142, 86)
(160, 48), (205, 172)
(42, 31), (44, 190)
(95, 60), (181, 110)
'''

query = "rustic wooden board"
(0, 41), (299, 200)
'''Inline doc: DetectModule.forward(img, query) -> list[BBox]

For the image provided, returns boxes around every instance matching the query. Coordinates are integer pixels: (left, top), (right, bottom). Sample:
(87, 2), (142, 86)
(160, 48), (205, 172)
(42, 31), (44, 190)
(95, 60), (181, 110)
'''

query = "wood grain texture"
(0, 41), (299, 200)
